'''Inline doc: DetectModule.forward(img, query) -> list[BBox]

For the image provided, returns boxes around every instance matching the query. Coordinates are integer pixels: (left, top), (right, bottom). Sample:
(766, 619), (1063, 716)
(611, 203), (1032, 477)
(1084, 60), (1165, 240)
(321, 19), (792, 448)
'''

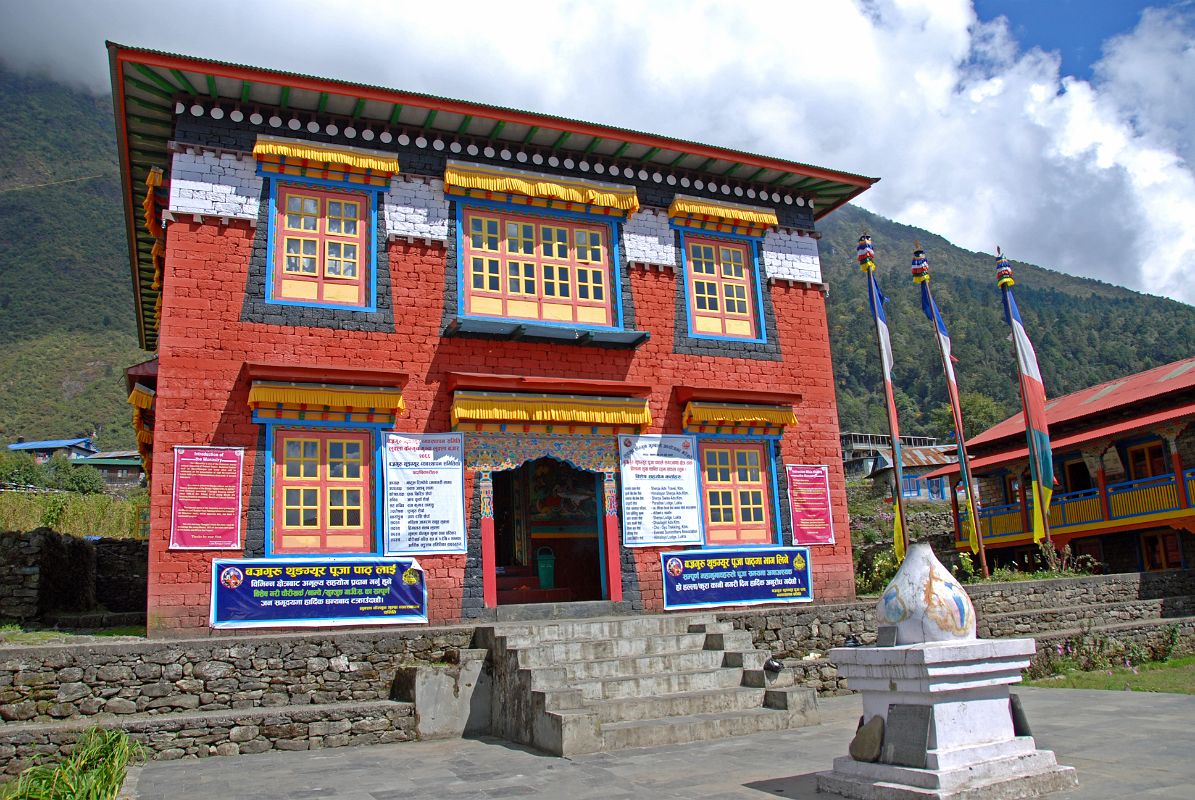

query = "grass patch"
(1025, 654), (1195, 694)
(0, 623), (145, 645)
(0, 727), (143, 799)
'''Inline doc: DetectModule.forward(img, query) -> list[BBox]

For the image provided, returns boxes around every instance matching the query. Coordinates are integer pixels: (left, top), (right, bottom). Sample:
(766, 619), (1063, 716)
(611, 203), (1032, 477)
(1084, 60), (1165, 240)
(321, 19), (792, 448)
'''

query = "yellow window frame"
(326, 439), (363, 481)
(283, 437), (320, 479)
(470, 216), (500, 251)
(541, 225), (568, 260)
(284, 193), (320, 231)
(283, 487), (321, 528)
(283, 236), (320, 274)
(327, 487), (364, 529)
(575, 228), (604, 263)
(471, 256), (501, 293)
(325, 198), (361, 236)
(324, 240), (360, 279)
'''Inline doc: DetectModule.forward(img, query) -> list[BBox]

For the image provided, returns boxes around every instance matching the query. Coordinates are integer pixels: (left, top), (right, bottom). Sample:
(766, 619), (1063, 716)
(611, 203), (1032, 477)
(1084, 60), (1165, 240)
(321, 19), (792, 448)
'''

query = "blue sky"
(975, 0), (1181, 78)
(3, 1), (1195, 304)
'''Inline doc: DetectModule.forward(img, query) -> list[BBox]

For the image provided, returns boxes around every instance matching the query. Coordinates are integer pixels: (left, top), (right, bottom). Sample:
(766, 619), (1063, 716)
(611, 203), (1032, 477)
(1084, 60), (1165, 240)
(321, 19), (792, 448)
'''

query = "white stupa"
(817, 542), (1077, 799)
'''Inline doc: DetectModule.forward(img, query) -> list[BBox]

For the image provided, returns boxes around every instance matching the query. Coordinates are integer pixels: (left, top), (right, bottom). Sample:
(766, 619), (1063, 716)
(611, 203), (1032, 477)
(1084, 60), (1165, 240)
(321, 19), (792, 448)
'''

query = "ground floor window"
(699, 441), (773, 545)
(272, 428), (372, 554)
(1142, 530), (1182, 571)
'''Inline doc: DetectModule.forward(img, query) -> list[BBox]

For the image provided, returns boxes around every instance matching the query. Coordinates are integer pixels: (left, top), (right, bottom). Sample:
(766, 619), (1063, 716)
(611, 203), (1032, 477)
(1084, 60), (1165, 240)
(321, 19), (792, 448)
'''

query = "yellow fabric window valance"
(668, 196), (779, 228)
(248, 381), (405, 413)
(684, 401), (796, 427)
(252, 135), (401, 175)
(444, 161), (639, 214)
(128, 384), (156, 410)
(452, 391), (650, 427)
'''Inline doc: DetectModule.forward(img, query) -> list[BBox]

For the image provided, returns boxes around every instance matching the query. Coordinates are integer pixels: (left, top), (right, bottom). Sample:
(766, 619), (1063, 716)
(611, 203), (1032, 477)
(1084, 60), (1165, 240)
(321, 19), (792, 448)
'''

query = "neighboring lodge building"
(108, 45), (876, 636)
(927, 357), (1195, 572)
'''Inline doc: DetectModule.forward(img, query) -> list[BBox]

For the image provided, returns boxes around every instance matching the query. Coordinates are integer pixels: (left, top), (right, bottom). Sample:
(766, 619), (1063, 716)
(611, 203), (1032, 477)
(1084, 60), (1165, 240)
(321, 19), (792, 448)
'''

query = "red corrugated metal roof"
(968, 356), (1195, 450)
(923, 400), (1195, 480)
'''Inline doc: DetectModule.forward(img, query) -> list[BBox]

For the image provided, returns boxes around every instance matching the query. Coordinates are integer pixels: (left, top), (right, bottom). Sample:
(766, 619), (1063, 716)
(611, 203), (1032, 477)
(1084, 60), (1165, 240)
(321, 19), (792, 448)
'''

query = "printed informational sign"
(661, 546), (813, 610)
(786, 464), (835, 545)
(619, 435), (703, 547)
(169, 446), (243, 550)
(210, 557), (427, 628)
(383, 432), (466, 555)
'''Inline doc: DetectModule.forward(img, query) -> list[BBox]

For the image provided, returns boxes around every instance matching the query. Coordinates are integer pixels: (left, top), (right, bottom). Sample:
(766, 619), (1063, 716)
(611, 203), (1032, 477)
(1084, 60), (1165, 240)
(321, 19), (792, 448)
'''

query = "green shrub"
(1, 727), (143, 800)
(0, 493), (146, 539)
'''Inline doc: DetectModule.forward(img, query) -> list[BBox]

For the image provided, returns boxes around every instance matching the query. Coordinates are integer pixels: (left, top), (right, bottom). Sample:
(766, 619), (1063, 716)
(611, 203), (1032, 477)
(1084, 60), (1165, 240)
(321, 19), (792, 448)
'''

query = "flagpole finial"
(996, 249), (1015, 288)
(911, 247), (930, 284)
(857, 234), (876, 273)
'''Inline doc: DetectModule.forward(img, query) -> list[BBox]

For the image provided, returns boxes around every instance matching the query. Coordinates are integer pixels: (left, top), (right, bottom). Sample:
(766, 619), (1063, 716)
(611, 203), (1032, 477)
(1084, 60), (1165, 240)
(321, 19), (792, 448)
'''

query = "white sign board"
(383, 432), (466, 555)
(619, 434), (703, 547)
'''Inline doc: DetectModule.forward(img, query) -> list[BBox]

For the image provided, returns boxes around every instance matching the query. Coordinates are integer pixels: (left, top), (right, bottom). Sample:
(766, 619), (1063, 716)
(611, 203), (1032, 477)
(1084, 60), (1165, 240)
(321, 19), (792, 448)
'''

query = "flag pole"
(996, 251), (1054, 549)
(911, 247), (989, 578)
(858, 234), (909, 561)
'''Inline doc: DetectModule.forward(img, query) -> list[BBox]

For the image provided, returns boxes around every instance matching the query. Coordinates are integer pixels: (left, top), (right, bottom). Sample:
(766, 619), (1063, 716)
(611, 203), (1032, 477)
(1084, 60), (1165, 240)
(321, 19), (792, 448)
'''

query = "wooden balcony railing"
(956, 471), (1192, 546)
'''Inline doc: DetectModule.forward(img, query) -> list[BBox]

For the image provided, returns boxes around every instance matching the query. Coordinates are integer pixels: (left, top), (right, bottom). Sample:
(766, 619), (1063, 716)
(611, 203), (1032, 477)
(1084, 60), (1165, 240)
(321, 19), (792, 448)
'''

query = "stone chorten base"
(816, 638), (1077, 800)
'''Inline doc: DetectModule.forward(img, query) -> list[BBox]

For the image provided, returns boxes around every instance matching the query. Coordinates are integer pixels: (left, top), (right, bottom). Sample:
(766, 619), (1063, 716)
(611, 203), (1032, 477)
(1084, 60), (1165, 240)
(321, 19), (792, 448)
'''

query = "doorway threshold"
(495, 600), (631, 622)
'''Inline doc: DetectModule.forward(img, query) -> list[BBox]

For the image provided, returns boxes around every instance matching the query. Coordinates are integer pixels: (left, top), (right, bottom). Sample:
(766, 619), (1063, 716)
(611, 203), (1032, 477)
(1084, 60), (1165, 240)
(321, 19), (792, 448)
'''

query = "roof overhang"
(923, 402), (1195, 480)
(107, 42), (879, 351)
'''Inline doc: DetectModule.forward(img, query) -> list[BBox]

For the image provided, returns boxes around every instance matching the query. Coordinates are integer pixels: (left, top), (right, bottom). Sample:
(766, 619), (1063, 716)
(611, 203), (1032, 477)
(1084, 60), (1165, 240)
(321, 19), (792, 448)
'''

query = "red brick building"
(109, 44), (876, 636)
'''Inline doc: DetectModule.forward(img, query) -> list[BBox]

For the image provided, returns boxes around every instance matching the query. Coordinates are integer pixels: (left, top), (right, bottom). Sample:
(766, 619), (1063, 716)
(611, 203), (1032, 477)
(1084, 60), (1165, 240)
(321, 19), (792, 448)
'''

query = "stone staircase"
(476, 612), (818, 755)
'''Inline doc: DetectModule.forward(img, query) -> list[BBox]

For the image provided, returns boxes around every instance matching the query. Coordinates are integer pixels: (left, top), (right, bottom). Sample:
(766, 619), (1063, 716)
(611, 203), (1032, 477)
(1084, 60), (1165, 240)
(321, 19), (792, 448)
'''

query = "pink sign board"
(786, 464), (835, 545)
(170, 447), (244, 550)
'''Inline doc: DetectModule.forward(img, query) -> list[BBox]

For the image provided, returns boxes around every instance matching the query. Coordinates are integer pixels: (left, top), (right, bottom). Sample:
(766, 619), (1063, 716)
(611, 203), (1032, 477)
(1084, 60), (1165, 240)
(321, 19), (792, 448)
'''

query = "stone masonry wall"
(0, 626), (471, 725)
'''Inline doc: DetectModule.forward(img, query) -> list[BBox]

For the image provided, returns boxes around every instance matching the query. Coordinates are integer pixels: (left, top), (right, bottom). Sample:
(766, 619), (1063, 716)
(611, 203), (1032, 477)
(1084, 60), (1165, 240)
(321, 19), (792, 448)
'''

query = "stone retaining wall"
(1, 701), (414, 774)
(0, 627), (471, 724)
(966, 569), (1195, 615)
(0, 530), (145, 623)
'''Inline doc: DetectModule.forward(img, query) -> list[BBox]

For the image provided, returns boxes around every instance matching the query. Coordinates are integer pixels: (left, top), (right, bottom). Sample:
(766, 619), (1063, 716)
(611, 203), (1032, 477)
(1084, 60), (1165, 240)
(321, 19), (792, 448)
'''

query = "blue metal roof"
(7, 438), (97, 452)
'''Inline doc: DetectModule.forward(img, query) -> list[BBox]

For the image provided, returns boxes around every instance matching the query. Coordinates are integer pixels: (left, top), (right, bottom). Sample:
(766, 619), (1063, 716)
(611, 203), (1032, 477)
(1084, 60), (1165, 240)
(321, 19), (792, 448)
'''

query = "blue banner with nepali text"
(210, 557), (427, 629)
(661, 547), (812, 610)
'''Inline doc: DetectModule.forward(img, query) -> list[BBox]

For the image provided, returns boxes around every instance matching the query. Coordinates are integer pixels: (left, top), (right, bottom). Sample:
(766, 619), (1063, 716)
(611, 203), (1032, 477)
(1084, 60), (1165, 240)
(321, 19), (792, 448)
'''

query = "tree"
(929, 392), (1011, 442)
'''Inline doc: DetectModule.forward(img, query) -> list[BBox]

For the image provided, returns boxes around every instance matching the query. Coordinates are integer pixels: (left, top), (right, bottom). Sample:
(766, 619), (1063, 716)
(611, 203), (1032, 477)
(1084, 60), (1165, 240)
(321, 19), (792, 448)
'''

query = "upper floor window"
(461, 207), (616, 328)
(272, 183), (371, 308)
(683, 235), (760, 340)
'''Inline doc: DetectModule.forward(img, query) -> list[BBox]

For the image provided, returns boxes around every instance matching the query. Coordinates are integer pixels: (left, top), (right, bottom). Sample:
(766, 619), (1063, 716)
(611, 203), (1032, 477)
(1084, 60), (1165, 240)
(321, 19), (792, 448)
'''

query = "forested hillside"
(0, 69), (143, 449)
(1, 66), (1193, 448)
(819, 205), (1195, 437)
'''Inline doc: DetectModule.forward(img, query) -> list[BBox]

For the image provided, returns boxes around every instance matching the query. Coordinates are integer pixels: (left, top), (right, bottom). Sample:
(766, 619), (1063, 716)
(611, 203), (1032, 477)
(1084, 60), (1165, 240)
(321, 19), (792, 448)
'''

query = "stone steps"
(511, 631), (709, 667)
(480, 612), (819, 756)
(0, 699), (415, 775)
(599, 704), (815, 751)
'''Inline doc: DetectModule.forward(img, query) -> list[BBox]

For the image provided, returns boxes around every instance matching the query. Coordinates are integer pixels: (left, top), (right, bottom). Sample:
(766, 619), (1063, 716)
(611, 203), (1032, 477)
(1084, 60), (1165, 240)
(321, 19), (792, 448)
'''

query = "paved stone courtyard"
(126, 687), (1195, 799)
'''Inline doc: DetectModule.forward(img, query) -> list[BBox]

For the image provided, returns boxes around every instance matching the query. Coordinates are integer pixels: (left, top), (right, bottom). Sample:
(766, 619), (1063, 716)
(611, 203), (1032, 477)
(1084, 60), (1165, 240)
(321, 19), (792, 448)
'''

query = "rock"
(0, 702), (37, 722)
(56, 683), (91, 703)
(156, 748), (186, 760)
(193, 661), (235, 681)
(215, 743), (240, 756)
(237, 740), (270, 754)
(228, 725), (259, 743)
(96, 665), (134, 682)
(78, 697), (105, 715)
(105, 698), (137, 715)
(849, 715), (885, 763)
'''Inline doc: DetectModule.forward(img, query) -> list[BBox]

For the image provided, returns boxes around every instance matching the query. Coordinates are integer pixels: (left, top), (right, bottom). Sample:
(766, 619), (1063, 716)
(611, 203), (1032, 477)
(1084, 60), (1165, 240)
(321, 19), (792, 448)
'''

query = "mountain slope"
(818, 204), (1195, 435)
(0, 68), (143, 448)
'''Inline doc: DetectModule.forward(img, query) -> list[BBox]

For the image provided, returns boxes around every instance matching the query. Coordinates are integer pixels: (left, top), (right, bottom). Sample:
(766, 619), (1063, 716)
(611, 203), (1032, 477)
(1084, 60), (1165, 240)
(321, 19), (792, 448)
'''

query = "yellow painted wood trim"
(248, 382), (405, 413)
(445, 161), (639, 213)
(684, 401), (796, 426)
(451, 391), (650, 427)
(668, 195), (779, 227)
(253, 135), (400, 174)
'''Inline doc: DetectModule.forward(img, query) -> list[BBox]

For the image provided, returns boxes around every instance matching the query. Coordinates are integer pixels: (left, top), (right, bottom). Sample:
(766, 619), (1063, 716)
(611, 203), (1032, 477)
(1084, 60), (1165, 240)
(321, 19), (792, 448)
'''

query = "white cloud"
(3, 0), (1194, 303)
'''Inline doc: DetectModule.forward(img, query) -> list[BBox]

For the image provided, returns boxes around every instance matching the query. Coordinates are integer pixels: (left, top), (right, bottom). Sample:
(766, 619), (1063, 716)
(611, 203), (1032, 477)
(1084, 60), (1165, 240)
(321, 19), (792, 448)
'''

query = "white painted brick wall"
(623, 208), (676, 268)
(383, 177), (450, 240)
(762, 229), (822, 283)
(168, 150), (262, 220)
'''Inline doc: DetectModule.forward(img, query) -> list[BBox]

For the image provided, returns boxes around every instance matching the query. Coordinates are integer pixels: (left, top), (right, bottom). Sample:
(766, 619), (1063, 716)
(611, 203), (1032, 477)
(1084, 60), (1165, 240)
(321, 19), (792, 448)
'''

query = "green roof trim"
(169, 68), (199, 95)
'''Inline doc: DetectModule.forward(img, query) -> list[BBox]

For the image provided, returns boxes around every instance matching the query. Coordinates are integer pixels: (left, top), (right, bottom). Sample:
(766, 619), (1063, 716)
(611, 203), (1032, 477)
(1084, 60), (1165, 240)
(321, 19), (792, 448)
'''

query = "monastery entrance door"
(493, 458), (604, 604)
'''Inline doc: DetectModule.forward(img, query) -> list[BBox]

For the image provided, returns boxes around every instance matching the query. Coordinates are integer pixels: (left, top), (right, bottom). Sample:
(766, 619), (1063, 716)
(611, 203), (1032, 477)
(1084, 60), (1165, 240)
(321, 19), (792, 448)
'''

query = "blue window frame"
(454, 198), (626, 331)
(256, 415), (390, 559)
(694, 434), (783, 548)
(674, 226), (767, 344)
(259, 171), (383, 313)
